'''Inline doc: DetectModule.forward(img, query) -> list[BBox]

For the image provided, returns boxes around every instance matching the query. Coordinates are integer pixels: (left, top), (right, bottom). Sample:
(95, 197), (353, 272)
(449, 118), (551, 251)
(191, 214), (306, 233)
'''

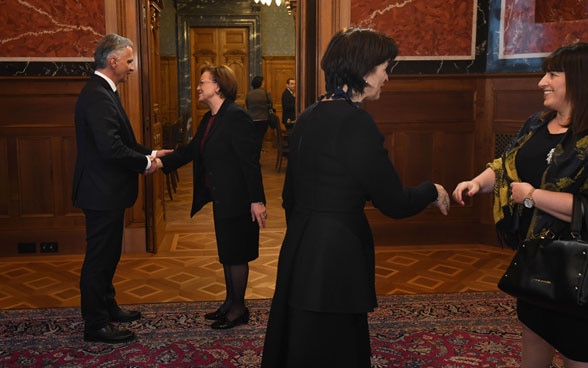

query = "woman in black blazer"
(154, 65), (267, 329)
(261, 29), (450, 367)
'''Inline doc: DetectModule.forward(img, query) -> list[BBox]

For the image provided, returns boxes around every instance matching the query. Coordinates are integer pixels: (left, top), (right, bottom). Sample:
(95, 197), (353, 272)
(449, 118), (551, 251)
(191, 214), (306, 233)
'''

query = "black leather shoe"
(110, 308), (141, 323)
(84, 324), (135, 343)
(204, 308), (227, 321)
(211, 308), (250, 329)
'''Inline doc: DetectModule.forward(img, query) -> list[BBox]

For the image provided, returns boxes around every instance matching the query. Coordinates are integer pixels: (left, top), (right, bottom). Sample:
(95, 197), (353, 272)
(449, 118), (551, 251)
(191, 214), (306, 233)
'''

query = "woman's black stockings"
(220, 263), (249, 319)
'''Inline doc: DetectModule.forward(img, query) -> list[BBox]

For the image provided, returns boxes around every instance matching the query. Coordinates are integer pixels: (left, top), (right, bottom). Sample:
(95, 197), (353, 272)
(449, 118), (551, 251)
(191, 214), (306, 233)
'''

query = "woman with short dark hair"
(261, 28), (450, 368)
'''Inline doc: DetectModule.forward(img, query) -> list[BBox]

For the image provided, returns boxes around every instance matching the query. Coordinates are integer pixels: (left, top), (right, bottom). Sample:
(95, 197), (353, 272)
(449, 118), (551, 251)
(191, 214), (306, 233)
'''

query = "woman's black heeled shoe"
(210, 308), (250, 329)
(204, 308), (227, 321)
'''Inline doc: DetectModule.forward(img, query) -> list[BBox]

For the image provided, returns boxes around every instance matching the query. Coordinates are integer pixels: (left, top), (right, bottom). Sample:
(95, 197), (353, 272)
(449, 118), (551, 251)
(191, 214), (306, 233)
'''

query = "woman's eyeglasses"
(198, 80), (217, 86)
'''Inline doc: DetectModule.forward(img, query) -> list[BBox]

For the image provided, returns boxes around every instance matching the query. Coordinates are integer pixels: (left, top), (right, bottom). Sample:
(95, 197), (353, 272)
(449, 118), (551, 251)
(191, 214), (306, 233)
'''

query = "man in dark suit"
(72, 34), (171, 343)
(281, 78), (296, 130)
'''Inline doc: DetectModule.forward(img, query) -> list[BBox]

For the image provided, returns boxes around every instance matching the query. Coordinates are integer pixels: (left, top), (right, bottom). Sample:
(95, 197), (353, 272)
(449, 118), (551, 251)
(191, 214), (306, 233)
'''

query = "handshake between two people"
(144, 149), (174, 175)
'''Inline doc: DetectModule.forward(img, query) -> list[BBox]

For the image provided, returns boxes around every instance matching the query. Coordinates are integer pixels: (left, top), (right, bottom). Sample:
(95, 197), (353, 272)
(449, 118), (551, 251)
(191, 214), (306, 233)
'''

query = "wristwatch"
(523, 188), (536, 208)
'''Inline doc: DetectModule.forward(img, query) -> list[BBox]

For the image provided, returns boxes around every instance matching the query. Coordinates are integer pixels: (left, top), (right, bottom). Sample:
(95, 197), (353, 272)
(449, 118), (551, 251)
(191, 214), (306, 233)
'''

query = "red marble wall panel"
(502, 0), (588, 58)
(536, 0), (588, 23)
(350, 0), (477, 60)
(0, 0), (105, 60)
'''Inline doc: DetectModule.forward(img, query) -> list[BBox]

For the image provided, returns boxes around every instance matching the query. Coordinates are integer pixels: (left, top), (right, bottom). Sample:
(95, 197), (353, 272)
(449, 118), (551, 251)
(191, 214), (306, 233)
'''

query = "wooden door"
(190, 27), (249, 127)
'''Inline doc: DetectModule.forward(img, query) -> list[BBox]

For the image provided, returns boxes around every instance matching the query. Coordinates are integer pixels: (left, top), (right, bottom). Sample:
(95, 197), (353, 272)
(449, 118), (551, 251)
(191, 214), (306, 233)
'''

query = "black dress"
(261, 98), (438, 367)
(160, 100), (266, 266)
(515, 123), (588, 362)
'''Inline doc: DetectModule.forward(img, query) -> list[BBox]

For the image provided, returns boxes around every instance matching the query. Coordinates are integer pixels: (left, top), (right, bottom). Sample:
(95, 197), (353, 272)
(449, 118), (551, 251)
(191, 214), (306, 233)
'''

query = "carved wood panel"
(364, 77), (482, 244)
(0, 77), (87, 256)
(160, 56), (179, 124)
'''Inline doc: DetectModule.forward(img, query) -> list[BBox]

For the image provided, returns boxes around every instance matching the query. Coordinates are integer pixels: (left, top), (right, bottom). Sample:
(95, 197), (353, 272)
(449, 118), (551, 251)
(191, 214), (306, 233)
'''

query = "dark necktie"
(112, 89), (136, 143)
(113, 89), (122, 105)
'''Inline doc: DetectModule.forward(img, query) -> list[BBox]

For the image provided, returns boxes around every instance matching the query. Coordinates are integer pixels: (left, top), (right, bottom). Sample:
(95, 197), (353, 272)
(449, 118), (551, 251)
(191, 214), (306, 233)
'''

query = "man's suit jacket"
(281, 88), (296, 124)
(72, 75), (152, 210)
(160, 99), (265, 218)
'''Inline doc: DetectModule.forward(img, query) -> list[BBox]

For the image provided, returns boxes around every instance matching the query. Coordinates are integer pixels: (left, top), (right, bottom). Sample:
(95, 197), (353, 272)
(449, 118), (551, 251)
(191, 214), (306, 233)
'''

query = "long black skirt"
(213, 213), (259, 265)
(282, 306), (371, 368)
(518, 299), (588, 361)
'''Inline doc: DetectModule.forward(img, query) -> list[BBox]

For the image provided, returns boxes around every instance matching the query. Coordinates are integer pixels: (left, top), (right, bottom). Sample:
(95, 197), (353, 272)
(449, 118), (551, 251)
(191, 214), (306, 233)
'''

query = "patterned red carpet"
(0, 292), (523, 367)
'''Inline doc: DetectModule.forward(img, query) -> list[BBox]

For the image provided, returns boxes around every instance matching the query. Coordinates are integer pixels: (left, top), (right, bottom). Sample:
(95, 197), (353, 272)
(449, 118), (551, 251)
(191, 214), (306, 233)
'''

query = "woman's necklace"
(318, 88), (359, 108)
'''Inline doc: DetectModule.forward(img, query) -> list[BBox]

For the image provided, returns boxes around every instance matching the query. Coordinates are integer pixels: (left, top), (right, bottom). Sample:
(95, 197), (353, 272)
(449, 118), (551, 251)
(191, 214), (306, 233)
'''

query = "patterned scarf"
(490, 111), (588, 248)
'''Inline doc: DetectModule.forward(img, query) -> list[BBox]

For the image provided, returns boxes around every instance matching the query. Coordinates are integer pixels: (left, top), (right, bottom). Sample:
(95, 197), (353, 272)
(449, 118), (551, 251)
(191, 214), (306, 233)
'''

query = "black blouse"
(515, 122), (565, 237)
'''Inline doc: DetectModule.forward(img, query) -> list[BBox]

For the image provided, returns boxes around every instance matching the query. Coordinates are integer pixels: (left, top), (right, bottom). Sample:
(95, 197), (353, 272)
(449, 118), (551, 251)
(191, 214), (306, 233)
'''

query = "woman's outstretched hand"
(432, 183), (450, 215)
(452, 180), (481, 206)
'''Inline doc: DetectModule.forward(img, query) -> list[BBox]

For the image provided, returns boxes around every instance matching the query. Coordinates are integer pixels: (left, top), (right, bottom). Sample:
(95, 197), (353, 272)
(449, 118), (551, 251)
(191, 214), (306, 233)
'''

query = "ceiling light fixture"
(252, 0), (295, 16)
(253, 0), (282, 7)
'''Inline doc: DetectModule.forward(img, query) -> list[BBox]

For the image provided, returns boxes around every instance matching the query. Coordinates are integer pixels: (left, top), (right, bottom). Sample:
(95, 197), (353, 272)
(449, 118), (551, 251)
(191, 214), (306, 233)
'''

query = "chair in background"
(275, 126), (290, 172)
(162, 120), (180, 200)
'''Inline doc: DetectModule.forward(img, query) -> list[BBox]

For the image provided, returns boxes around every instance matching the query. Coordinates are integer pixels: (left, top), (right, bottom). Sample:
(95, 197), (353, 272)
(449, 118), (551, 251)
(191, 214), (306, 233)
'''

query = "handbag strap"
(571, 194), (588, 239)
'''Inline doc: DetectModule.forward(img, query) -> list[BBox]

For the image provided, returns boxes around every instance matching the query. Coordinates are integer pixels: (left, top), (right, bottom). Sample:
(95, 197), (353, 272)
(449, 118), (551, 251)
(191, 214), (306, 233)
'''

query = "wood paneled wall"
(364, 74), (544, 245)
(0, 77), (88, 256)
(262, 56), (296, 120)
(160, 56), (179, 124)
(0, 73), (545, 256)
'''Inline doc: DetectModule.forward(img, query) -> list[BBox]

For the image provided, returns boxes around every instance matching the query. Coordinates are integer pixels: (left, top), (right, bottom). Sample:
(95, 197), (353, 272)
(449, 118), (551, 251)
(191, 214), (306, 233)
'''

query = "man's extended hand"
(144, 157), (162, 175)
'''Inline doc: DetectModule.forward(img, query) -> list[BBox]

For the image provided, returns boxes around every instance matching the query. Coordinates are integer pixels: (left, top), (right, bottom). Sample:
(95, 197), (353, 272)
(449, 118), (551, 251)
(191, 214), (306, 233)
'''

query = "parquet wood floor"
(0, 140), (515, 310)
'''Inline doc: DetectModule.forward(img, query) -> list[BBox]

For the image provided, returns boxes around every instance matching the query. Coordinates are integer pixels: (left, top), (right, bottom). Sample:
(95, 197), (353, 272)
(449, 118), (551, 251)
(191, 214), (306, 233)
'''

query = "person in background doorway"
(281, 78), (296, 130)
(261, 28), (450, 368)
(245, 75), (272, 151)
(152, 64), (267, 330)
(72, 33), (172, 344)
(453, 43), (588, 368)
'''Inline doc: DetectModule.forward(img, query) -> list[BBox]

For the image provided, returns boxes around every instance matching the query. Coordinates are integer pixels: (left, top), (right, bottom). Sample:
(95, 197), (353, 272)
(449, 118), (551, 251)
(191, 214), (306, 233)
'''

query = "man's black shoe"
(84, 324), (135, 343)
(110, 308), (141, 323)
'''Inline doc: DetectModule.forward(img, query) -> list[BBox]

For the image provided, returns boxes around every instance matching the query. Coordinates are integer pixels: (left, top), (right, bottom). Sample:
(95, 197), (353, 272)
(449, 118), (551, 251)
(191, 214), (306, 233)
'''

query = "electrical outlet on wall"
(40, 242), (58, 253)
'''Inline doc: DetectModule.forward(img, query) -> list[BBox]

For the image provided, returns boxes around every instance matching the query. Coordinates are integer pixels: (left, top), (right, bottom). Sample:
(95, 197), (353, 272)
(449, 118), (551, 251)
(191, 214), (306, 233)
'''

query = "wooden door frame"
(138, 0), (165, 253)
(296, 0), (351, 109)
(104, 0), (152, 253)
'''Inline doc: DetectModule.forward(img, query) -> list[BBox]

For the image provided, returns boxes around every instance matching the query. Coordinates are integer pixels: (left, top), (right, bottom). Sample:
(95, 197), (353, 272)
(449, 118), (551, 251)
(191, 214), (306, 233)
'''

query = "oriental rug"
(0, 292), (523, 367)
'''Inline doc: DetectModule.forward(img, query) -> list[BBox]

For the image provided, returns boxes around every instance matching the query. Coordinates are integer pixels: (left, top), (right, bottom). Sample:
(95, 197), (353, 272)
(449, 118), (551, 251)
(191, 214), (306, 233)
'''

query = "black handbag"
(498, 194), (588, 317)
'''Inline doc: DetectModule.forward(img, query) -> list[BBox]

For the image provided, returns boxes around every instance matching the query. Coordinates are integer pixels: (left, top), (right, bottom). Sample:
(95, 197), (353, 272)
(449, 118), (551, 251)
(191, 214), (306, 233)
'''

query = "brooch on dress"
(546, 148), (555, 164)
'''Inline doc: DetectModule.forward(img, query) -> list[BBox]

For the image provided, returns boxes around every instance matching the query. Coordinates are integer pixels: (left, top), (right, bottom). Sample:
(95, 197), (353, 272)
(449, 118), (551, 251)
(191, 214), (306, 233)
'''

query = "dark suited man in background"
(72, 33), (172, 343)
(281, 78), (296, 130)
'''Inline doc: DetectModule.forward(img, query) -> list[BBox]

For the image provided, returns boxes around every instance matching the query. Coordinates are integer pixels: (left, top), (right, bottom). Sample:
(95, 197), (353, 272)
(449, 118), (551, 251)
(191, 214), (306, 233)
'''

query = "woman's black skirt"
(213, 213), (259, 265)
(518, 299), (588, 361)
